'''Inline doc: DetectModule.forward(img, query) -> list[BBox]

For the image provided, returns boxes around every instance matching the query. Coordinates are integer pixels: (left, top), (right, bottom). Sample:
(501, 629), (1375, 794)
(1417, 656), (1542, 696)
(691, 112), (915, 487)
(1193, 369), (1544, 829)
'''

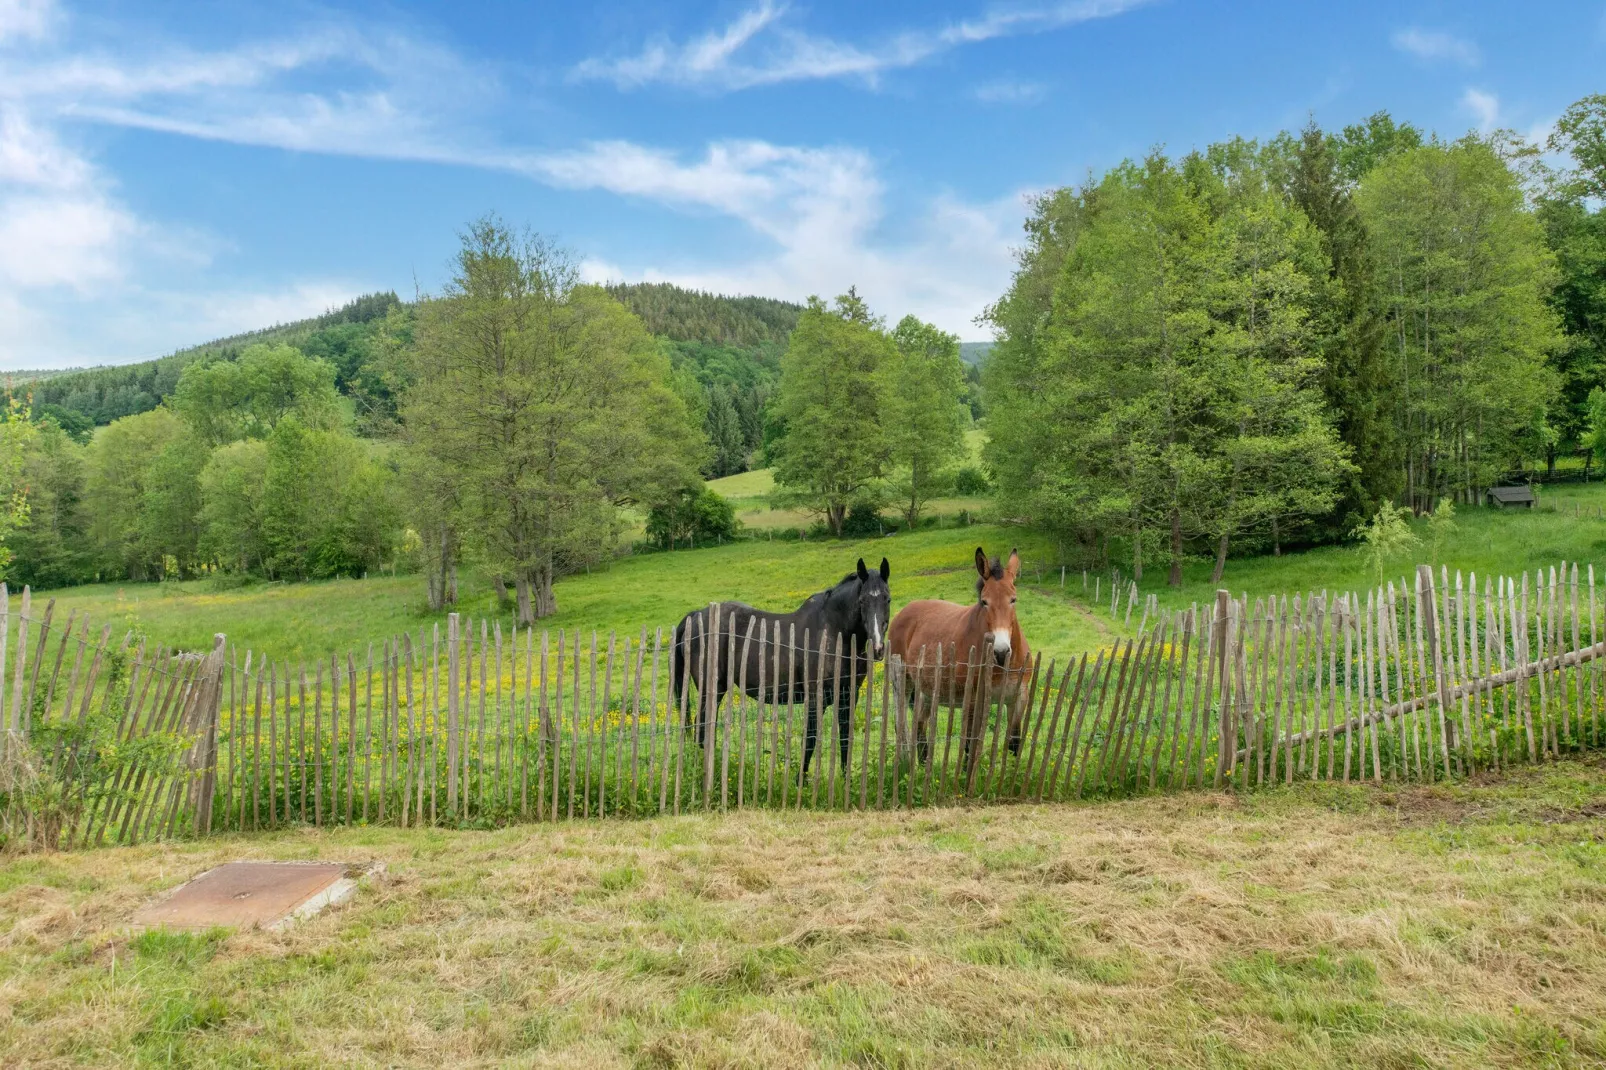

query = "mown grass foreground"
(2, 762), (1603, 1067)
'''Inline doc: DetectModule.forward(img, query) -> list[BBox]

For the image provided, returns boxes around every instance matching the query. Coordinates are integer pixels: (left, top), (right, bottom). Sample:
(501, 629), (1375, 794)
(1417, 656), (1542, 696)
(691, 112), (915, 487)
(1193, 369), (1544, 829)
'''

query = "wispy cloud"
(1391, 27), (1480, 67)
(573, 0), (1148, 92)
(1461, 87), (1500, 132)
(0, 4), (1022, 363)
(973, 79), (1048, 104)
(0, 0), (56, 45)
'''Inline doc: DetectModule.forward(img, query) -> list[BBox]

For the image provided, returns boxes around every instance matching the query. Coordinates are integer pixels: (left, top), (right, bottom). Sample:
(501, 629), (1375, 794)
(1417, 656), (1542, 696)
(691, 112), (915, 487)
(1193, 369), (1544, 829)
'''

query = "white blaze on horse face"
(991, 629), (1012, 657)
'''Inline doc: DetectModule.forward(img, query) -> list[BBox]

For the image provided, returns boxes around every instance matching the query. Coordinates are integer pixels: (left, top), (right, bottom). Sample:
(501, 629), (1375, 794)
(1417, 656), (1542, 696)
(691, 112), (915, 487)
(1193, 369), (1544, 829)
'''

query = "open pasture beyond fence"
(4, 560), (1606, 849)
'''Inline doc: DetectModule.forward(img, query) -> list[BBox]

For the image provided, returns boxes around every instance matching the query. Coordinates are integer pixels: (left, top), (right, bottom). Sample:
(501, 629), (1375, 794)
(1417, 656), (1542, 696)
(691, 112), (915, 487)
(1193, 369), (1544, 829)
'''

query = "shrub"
(841, 501), (886, 537)
(646, 483), (740, 549)
(954, 465), (992, 495)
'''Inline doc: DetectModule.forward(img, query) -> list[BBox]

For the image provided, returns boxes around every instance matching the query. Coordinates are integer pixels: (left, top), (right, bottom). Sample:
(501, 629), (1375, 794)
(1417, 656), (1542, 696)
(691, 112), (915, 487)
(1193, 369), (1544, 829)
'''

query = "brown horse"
(888, 547), (1032, 773)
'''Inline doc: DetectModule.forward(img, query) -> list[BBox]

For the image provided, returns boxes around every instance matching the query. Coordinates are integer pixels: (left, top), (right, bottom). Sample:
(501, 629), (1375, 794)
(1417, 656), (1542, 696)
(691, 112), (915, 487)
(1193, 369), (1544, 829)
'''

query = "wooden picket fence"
(4, 560), (1606, 848)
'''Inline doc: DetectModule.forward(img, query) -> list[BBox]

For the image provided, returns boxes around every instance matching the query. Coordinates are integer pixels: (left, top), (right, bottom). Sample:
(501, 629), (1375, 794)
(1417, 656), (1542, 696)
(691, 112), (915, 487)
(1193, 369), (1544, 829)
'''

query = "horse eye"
(1010, 597), (1016, 604)
(980, 599), (989, 607)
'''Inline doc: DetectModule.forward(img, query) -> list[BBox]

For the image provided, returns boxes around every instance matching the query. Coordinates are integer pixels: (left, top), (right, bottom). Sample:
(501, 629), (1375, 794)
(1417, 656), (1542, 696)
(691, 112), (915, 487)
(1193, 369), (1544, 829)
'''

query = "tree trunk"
(492, 574), (511, 607)
(534, 560), (557, 619)
(829, 503), (846, 537)
(1132, 527), (1142, 585)
(1168, 507), (1183, 587)
(1271, 515), (1281, 557)
(1210, 531), (1230, 585)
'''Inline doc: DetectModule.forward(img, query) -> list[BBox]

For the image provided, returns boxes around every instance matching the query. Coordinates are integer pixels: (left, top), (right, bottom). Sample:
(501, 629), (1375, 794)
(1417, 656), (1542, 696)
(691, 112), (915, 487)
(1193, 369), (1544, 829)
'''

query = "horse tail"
(672, 614), (689, 708)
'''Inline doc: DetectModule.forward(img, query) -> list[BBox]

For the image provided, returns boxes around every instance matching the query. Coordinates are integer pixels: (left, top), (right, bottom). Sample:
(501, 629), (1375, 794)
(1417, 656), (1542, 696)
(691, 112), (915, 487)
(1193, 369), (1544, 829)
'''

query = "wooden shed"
(1486, 485), (1536, 509)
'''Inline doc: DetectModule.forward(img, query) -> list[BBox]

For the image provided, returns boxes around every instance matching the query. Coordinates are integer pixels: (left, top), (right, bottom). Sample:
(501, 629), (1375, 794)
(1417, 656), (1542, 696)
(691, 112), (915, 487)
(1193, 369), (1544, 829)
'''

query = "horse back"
(890, 599), (977, 663)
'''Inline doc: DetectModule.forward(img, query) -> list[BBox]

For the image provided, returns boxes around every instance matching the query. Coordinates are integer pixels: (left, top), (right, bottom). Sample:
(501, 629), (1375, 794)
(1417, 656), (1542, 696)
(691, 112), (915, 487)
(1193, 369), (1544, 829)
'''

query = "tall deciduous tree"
(772, 289), (893, 536)
(0, 398), (39, 582)
(881, 315), (967, 528)
(1358, 137), (1563, 509)
(1289, 122), (1399, 526)
(403, 217), (701, 621)
(987, 150), (1349, 584)
(172, 343), (342, 445)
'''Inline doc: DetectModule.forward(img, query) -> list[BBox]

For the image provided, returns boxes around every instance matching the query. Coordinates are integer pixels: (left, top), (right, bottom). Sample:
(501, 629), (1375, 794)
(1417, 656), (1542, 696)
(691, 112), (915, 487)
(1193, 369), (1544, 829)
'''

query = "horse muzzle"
(992, 646), (1009, 667)
(871, 643), (886, 661)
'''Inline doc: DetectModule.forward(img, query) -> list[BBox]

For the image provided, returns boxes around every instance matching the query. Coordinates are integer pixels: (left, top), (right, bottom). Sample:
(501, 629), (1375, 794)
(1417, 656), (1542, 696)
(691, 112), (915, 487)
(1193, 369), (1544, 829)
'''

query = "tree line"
(985, 98), (1606, 584)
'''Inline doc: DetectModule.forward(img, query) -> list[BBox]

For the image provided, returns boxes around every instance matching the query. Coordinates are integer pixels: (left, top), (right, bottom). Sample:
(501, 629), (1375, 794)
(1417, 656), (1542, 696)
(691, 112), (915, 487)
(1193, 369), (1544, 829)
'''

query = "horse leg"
(1004, 687), (1025, 756)
(801, 699), (818, 779)
(836, 691), (852, 776)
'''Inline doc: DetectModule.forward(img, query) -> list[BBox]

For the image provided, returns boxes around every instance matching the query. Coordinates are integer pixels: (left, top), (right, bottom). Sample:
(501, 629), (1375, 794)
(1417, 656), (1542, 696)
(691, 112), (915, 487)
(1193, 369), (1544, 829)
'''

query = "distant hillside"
(7, 284), (807, 434)
(16, 293), (402, 428)
(605, 282), (802, 347)
(959, 341), (994, 366)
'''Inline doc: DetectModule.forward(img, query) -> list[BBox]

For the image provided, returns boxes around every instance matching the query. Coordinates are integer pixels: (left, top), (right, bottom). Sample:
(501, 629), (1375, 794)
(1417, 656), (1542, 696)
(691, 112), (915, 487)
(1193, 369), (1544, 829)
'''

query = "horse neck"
(824, 580), (864, 644)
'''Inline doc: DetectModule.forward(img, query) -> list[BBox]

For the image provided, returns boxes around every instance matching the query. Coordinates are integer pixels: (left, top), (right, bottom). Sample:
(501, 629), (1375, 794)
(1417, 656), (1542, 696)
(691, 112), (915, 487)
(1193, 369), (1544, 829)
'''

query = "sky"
(0, 0), (1602, 369)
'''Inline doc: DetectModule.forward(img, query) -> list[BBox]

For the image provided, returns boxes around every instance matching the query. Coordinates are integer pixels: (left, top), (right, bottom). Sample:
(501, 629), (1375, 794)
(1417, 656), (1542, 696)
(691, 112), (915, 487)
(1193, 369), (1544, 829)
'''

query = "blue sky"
(1, 0), (1602, 369)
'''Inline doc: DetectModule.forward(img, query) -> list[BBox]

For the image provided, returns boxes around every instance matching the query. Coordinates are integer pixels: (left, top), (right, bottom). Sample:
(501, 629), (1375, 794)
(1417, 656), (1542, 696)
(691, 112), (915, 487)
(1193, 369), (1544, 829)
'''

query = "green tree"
(172, 342), (342, 445)
(881, 315), (967, 528)
(6, 416), (90, 588)
(986, 150), (1348, 585)
(645, 483), (739, 549)
(1289, 121), (1399, 527)
(1355, 501), (1420, 582)
(0, 397), (40, 582)
(1358, 136), (1563, 509)
(402, 217), (701, 621)
(136, 431), (209, 578)
(259, 417), (397, 580)
(198, 440), (269, 573)
(772, 289), (892, 536)
(82, 408), (187, 580)
(1549, 94), (1606, 200)
(704, 386), (746, 478)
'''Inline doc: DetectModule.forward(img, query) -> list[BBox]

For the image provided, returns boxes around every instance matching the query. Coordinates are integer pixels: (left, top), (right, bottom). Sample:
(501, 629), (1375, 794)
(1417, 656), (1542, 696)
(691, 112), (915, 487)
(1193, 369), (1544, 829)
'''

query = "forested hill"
(15, 292), (402, 434)
(9, 283), (802, 439)
(605, 283), (802, 346)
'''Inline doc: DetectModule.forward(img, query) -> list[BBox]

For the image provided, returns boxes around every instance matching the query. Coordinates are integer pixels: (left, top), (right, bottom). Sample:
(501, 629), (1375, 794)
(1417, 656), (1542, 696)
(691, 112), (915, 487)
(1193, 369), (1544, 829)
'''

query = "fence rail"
(3, 560), (1604, 848)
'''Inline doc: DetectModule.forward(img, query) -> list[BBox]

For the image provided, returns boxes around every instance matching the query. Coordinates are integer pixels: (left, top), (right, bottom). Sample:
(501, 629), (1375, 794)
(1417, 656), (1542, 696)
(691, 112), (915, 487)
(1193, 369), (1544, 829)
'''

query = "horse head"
(974, 546), (1020, 667)
(854, 557), (892, 660)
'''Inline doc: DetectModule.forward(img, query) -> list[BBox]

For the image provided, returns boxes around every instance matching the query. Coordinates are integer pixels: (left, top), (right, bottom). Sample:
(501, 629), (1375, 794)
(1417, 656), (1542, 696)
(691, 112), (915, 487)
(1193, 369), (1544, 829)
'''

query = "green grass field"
(2, 761), (1602, 1066)
(12, 479), (1606, 670)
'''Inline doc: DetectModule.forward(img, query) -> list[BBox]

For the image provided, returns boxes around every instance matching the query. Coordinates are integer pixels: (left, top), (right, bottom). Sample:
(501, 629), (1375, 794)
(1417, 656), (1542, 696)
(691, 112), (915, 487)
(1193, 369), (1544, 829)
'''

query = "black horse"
(673, 557), (891, 777)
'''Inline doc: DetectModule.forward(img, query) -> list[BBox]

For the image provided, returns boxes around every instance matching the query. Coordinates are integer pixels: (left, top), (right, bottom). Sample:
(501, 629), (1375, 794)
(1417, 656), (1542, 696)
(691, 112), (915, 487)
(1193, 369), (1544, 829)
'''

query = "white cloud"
(0, 4), (1025, 365)
(0, 104), (136, 294)
(973, 79), (1048, 104)
(1462, 87), (1500, 132)
(573, 0), (1149, 91)
(0, 0), (55, 45)
(1391, 27), (1480, 67)
(523, 137), (1019, 338)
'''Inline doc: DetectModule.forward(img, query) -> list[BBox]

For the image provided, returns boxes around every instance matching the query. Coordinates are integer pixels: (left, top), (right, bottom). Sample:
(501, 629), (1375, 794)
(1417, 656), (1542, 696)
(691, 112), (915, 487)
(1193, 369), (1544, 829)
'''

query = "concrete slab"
(133, 861), (379, 931)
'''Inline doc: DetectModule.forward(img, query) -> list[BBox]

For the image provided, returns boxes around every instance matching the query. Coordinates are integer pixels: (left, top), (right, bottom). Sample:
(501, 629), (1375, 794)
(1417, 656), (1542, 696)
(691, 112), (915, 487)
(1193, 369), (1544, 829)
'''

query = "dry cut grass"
(1, 762), (1605, 1067)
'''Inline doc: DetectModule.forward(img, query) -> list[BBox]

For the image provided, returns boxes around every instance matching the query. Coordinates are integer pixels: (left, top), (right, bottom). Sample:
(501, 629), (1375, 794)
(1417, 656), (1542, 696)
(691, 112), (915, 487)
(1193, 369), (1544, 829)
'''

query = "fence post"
(446, 612), (460, 816)
(195, 634), (226, 836)
(1212, 590), (1231, 787)
(1418, 564), (1454, 780)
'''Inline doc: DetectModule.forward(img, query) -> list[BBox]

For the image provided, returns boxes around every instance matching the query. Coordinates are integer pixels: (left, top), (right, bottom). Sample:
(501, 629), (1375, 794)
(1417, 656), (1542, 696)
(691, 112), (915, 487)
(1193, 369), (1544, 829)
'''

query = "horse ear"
(879, 557), (890, 581)
(1006, 548), (1021, 581)
(857, 557), (869, 581)
(974, 547), (988, 577)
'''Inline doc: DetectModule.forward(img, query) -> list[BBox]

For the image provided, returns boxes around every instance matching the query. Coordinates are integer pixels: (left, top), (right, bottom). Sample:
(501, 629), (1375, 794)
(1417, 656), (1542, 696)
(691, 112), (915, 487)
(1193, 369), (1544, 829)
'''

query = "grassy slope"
(1, 762), (1602, 1066)
(4, 524), (1115, 667)
(13, 483), (1606, 668)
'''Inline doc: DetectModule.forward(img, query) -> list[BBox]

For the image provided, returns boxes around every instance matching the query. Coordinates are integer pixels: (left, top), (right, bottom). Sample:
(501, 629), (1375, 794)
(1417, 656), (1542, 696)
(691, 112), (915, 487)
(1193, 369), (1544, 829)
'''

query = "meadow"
(11, 477), (1606, 672)
(1, 761), (1602, 1066)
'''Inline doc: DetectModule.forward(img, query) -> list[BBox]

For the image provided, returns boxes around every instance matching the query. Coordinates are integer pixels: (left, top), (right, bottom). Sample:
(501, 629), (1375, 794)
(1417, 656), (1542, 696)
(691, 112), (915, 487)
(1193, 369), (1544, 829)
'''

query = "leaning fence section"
(4, 560), (1606, 846)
